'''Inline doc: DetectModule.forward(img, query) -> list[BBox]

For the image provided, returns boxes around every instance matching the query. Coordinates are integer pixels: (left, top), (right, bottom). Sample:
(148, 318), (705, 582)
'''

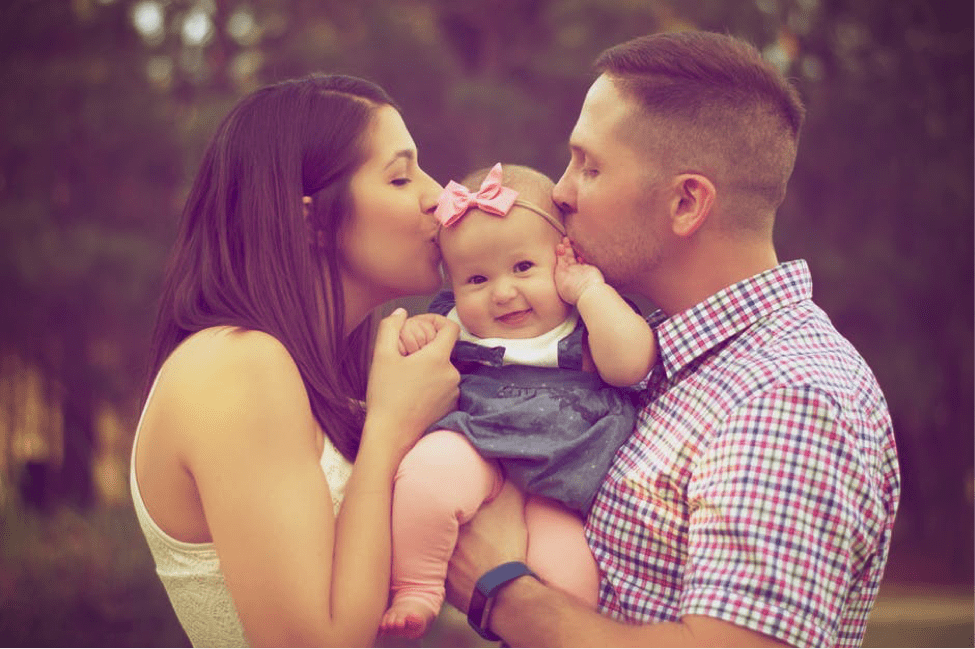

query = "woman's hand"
(398, 312), (453, 356)
(365, 308), (460, 458)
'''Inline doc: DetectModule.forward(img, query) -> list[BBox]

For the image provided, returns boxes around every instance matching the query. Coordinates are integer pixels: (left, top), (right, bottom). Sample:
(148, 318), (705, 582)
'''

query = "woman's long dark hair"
(145, 74), (398, 461)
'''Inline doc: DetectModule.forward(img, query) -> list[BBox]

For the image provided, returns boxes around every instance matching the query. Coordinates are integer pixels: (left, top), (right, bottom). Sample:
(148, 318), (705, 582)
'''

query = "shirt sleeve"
(680, 384), (884, 647)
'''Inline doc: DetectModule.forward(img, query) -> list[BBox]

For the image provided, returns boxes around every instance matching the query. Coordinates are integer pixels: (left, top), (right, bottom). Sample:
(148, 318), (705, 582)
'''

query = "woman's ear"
(303, 196), (327, 251)
(669, 174), (715, 237)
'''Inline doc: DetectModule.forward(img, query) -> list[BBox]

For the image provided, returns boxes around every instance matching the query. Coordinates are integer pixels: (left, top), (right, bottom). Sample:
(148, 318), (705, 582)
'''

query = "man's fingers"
(491, 479), (528, 512)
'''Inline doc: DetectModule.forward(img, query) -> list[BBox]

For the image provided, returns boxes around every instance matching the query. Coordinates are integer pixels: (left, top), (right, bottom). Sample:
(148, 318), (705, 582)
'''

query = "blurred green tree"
(772, 0), (974, 574)
(0, 0), (184, 506)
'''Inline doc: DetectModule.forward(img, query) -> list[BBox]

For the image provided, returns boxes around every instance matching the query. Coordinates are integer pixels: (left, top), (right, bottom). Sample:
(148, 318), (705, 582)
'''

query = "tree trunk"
(54, 304), (97, 509)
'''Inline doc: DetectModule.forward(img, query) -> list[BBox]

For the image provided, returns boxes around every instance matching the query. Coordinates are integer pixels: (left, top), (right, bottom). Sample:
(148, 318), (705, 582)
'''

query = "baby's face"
(441, 206), (570, 339)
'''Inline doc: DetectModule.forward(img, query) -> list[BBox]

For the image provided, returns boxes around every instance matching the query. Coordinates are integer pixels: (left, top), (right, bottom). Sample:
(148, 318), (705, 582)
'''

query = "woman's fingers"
(375, 308), (408, 355)
(366, 308), (460, 447)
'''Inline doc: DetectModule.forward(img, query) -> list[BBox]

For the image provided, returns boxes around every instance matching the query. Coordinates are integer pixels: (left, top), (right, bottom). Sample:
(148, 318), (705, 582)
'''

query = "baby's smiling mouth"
(496, 309), (532, 325)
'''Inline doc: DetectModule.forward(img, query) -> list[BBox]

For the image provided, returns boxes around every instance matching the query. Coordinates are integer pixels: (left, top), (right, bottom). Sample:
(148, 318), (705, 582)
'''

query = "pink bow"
(434, 163), (519, 227)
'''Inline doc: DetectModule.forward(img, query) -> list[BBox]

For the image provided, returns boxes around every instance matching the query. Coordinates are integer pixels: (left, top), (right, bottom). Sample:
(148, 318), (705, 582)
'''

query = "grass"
(1, 503), (971, 647)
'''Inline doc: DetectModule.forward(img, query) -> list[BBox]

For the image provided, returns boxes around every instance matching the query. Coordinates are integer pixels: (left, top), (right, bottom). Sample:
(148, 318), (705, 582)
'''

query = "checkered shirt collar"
(648, 260), (812, 380)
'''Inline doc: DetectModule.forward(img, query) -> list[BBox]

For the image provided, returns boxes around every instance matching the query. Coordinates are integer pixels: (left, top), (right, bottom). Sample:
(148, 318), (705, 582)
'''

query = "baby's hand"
(555, 237), (605, 304)
(399, 313), (454, 356)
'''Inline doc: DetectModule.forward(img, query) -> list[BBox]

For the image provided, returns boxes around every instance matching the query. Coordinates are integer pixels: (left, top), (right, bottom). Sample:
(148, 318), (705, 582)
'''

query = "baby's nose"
(492, 280), (517, 303)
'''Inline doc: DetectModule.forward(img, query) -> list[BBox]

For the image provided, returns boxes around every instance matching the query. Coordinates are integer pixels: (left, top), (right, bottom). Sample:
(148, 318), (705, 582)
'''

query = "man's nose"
(552, 170), (575, 214)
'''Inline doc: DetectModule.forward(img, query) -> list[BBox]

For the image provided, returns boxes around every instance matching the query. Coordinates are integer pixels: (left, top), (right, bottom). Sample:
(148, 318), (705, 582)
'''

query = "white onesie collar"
(446, 307), (580, 368)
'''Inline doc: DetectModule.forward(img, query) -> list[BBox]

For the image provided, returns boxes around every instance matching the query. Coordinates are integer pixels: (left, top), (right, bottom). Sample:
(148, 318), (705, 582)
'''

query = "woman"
(130, 74), (460, 646)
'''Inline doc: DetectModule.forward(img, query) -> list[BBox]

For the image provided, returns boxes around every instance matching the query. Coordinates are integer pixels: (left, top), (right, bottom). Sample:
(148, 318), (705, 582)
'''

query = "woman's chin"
(415, 272), (446, 296)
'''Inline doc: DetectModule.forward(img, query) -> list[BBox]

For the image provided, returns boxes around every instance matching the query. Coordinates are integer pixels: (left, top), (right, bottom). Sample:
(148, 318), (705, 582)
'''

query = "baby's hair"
(459, 164), (566, 235)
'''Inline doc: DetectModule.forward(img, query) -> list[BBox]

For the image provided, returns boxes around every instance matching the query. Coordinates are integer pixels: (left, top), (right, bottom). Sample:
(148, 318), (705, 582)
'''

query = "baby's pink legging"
(389, 429), (599, 618)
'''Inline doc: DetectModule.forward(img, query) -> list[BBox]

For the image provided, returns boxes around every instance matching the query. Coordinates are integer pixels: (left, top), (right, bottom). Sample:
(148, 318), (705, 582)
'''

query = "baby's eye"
(467, 275), (487, 285)
(514, 261), (534, 273)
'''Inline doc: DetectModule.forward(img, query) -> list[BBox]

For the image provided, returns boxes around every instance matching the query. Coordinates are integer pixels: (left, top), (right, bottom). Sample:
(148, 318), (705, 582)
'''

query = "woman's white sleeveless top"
(129, 374), (354, 647)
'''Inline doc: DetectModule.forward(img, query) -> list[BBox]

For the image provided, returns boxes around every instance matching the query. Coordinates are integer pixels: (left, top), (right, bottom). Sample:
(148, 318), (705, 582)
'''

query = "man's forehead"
(583, 75), (626, 115)
(571, 77), (644, 153)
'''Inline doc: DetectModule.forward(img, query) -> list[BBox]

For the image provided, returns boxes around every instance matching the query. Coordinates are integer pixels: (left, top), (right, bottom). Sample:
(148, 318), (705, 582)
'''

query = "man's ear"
(669, 174), (715, 237)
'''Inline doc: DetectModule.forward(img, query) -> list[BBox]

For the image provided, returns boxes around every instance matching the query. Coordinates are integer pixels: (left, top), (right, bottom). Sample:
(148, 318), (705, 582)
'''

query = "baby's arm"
(398, 313), (454, 356)
(554, 238), (656, 387)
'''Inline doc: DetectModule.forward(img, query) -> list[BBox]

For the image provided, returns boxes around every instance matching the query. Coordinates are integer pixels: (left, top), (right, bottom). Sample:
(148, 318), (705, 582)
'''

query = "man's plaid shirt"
(585, 260), (900, 647)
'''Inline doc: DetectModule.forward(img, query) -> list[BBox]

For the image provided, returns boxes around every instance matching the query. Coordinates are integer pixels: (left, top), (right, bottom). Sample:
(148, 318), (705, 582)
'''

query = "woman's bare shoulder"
(164, 327), (298, 385)
(155, 327), (312, 435)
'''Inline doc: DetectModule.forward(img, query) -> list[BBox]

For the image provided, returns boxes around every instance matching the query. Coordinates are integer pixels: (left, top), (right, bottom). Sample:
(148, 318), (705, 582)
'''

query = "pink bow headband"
(434, 163), (566, 236)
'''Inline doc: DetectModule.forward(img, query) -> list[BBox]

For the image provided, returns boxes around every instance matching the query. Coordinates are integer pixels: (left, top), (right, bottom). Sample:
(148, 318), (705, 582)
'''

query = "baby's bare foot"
(379, 600), (435, 639)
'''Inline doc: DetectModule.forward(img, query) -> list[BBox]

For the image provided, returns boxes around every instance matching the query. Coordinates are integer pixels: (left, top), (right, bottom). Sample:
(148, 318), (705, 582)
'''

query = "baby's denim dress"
(428, 292), (640, 514)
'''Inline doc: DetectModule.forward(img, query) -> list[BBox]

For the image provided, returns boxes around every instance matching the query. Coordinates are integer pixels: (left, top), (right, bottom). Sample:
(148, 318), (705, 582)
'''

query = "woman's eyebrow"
(384, 149), (415, 170)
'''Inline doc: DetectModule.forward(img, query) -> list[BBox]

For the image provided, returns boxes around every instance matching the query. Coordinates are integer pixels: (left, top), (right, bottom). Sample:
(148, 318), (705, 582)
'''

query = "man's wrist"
(486, 567), (540, 633)
(467, 561), (539, 641)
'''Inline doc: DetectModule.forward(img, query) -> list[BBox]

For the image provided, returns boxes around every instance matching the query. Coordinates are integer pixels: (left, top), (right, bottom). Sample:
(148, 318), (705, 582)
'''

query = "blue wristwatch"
(466, 561), (539, 641)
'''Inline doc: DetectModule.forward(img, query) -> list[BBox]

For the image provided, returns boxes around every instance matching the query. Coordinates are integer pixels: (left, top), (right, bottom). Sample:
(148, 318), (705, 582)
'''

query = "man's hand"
(398, 313), (454, 356)
(446, 481), (529, 613)
(555, 237), (606, 305)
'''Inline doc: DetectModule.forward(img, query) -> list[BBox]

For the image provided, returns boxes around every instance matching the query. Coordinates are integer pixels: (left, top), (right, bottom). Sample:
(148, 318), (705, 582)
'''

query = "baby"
(380, 163), (657, 638)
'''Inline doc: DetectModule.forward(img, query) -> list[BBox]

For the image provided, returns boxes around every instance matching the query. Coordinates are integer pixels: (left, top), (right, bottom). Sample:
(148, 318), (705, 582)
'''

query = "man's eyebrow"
(384, 149), (415, 170)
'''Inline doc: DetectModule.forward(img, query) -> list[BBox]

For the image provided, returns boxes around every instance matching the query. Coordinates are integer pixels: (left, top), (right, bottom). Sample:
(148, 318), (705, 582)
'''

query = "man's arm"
(489, 579), (786, 647)
(446, 483), (788, 648)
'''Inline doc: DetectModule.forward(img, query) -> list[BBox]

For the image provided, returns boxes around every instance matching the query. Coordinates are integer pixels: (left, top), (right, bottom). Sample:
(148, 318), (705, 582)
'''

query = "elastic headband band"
(511, 198), (566, 236)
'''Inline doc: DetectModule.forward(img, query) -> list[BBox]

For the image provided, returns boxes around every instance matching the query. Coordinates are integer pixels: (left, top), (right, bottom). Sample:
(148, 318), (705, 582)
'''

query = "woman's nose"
(420, 170), (444, 216)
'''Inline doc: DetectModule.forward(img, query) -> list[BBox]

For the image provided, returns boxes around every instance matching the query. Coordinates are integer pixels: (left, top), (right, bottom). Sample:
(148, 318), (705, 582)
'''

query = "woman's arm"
(329, 309), (459, 641)
(179, 311), (458, 646)
(554, 238), (656, 387)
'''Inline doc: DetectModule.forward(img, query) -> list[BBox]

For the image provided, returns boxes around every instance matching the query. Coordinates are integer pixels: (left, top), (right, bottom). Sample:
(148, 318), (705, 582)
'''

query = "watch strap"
(467, 561), (538, 641)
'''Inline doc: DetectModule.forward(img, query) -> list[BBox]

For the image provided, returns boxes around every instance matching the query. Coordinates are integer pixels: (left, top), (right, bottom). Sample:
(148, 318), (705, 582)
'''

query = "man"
(446, 30), (900, 647)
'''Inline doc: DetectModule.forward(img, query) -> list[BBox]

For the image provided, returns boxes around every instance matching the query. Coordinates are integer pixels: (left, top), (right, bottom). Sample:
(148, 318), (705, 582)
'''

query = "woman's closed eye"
(391, 177), (411, 186)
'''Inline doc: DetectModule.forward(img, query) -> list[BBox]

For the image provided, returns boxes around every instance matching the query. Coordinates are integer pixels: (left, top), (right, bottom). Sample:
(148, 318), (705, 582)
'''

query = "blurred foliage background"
(0, 0), (971, 646)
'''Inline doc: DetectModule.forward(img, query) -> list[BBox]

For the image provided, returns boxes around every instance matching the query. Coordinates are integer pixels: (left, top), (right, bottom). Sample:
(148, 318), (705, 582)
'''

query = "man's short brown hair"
(596, 31), (805, 231)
